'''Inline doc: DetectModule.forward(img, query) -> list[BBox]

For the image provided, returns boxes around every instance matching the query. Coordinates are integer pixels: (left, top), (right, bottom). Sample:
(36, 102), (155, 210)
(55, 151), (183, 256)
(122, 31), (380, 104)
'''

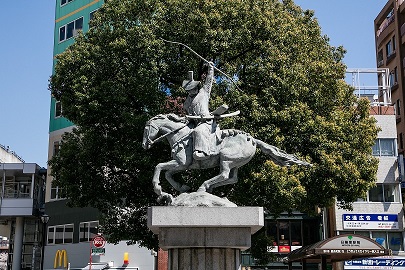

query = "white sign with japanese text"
(343, 214), (398, 230)
(345, 257), (405, 269)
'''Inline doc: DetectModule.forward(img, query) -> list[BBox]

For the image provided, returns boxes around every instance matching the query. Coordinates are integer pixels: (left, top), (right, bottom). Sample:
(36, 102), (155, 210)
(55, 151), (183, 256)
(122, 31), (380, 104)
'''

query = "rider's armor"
(183, 63), (215, 160)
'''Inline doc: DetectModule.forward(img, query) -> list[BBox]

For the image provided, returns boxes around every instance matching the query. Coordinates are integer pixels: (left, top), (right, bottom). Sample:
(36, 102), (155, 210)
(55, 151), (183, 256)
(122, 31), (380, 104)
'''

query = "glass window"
(372, 231), (387, 248)
(59, 26), (66, 42)
(369, 185), (384, 202)
(48, 224), (74, 244)
(266, 219), (319, 252)
(61, 0), (74, 6)
(55, 226), (64, 244)
(55, 100), (62, 117)
(90, 10), (98, 21)
(50, 182), (66, 200)
(59, 17), (84, 42)
(64, 224), (74, 243)
(396, 99), (401, 116)
(75, 17), (83, 32)
(389, 67), (398, 87)
(367, 184), (399, 203)
(302, 219), (320, 246)
(266, 221), (277, 246)
(89, 221), (99, 239)
(384, 184), (398, 202)
(79, 221), (99, 242)
(278, 222), (289, 246)
(372, 139), (396, 156)
(340, 231), (402, 251)
(53, 141), (61, 156)
(79, 222), (88, 242)
(390, 72), (395, 86)
(386, 40), (393, 57)
(290, 221), (302, 246)
(47, 227), (55, 244)
(394, 67), (398, 84)
(389, 232), (403, 251)
(372, 140), (380, 156)
(66, 22), (74, 39)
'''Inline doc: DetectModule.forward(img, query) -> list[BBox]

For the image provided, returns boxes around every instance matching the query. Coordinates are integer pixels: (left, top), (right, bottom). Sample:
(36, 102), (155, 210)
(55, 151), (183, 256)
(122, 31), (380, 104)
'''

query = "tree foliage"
(49, 0), (379, 253)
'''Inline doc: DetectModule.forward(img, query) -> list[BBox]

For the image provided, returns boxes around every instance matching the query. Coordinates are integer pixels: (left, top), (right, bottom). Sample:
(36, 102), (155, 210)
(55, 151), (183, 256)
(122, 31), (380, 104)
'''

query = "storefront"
(287, 234), (390, 270)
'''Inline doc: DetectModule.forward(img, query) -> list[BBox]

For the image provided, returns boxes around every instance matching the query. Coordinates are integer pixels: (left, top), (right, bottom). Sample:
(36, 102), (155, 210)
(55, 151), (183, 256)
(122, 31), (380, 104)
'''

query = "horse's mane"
(149, 114), (166, 121)
(148, 114), (187, 123)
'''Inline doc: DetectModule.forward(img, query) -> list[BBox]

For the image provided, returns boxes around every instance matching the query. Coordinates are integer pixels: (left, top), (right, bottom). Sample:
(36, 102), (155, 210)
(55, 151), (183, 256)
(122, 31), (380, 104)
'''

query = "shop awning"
(287, 234), (391, 270)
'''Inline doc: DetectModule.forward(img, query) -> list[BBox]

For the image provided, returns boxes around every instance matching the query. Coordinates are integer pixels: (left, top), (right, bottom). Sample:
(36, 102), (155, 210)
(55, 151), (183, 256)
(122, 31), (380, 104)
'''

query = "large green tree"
(49, 0), (379, 255)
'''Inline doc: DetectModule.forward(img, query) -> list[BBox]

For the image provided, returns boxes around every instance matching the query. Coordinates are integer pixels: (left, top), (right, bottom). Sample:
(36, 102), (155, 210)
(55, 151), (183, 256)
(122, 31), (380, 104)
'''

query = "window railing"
(377, 14), (395, 38)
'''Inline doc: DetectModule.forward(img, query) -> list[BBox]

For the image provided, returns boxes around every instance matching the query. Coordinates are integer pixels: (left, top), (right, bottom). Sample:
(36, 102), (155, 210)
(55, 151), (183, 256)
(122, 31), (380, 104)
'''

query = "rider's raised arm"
(203, 62), (214, 94)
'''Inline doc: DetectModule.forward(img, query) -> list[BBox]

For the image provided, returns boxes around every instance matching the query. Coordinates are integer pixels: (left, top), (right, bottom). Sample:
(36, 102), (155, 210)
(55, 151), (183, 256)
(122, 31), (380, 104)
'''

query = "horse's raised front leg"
(152, 160), (181, 203)
(152, 160), (187, 203)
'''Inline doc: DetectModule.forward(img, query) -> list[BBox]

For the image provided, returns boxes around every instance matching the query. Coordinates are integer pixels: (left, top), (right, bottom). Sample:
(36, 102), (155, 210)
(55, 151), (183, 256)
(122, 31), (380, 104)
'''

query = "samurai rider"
(182, 61), (226, 160)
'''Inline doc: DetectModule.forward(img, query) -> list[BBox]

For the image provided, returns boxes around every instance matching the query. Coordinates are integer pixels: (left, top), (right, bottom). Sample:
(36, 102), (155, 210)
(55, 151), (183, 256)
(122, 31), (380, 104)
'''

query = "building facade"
(45, 1), (155, 269)
(0, 145), (46, 270)
(332, 105), (405, 270)
(375, 0), (405, 155)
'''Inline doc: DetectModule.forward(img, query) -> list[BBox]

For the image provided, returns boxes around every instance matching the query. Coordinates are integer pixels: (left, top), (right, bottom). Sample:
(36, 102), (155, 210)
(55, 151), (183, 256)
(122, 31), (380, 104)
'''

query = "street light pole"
(40, 214), (49, 270)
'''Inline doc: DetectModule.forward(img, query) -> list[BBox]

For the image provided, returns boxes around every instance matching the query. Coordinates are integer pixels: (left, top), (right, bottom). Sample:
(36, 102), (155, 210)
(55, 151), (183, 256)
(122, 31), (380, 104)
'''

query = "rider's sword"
(186, 110), (240, 120)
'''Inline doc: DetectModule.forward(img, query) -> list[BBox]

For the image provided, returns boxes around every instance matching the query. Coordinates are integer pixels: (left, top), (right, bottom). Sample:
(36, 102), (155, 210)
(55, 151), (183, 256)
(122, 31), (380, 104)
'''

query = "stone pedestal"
(148, 206), (263, 270)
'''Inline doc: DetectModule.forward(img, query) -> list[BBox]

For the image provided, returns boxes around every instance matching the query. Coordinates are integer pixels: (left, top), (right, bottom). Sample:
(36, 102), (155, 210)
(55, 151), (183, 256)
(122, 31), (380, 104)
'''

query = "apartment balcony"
(369, 105), (395, 116)
(377, 14), (395, 46)
(0, 163), (45, 217)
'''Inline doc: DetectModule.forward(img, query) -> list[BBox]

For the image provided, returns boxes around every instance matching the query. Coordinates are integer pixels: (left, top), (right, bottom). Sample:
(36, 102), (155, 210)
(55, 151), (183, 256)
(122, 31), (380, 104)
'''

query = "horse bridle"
(145, 120), (187, 147)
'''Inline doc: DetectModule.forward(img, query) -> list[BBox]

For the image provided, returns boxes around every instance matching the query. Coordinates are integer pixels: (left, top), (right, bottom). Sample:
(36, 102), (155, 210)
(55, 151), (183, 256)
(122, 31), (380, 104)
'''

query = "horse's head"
(143, 114), (188, 150)
(142, 116), (162, 150)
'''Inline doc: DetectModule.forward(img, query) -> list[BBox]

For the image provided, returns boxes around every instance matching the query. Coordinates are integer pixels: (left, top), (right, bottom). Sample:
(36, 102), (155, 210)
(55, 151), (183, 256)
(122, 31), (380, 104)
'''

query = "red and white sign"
(92, 235), (106, 248)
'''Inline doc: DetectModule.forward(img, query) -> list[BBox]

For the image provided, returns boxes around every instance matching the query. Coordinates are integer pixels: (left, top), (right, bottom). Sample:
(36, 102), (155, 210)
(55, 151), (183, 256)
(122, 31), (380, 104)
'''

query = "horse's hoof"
(180, 185), (191, 193)
(157, 193), (173, 205)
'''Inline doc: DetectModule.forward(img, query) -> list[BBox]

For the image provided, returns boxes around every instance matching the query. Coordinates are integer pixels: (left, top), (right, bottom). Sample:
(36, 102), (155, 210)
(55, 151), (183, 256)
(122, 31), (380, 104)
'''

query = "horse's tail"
(254, 139), (311, 167)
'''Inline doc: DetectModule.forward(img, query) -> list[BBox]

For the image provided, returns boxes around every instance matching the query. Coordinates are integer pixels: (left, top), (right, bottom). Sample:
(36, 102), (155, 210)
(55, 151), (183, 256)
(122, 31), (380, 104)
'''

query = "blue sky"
(0, 2), (55, 167)
(0, 1), (388, 168)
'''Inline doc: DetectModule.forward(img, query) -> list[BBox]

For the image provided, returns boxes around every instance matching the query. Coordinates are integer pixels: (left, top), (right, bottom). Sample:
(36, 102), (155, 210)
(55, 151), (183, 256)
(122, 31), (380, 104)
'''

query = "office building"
(332, 104), (405, 270)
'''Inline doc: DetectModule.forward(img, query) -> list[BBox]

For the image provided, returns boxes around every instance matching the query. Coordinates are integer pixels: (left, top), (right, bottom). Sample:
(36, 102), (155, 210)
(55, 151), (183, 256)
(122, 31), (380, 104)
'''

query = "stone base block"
(148, 206), (263, 235)
(169, 248), (240, 270)
(160, 227), (251, 250)
(147, 206), (263, 269)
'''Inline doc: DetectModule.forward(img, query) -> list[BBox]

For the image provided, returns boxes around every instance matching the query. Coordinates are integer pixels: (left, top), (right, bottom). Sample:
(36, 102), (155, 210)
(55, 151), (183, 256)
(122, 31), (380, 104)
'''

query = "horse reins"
(146, 122), (188, 146)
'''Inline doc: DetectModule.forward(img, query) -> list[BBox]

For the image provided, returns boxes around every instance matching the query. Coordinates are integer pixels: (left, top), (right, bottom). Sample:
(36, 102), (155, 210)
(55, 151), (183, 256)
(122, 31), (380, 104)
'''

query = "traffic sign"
(92, 235), (106, 248)
(91, 247), (105, 256)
